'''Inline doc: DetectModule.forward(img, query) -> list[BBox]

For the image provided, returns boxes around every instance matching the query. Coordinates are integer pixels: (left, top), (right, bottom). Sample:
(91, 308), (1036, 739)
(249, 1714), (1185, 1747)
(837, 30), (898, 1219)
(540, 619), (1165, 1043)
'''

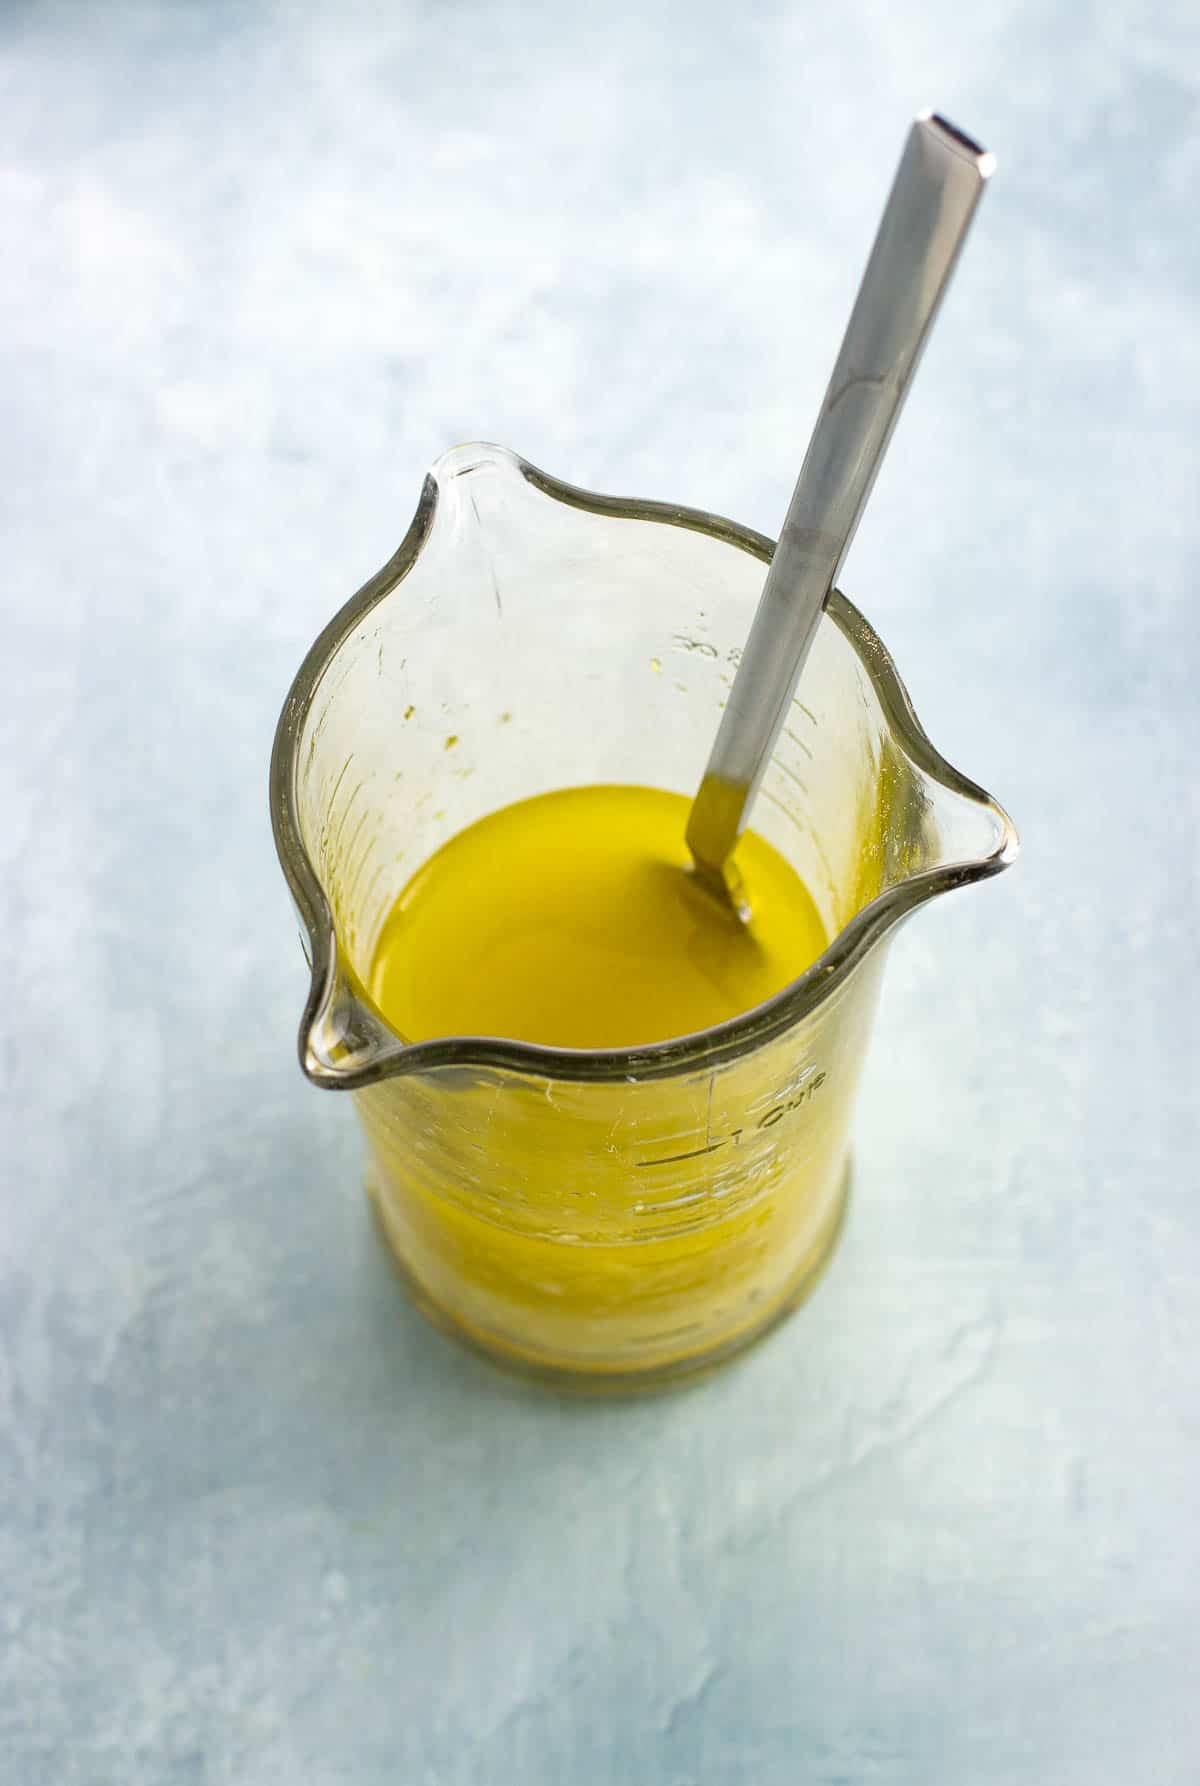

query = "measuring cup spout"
(301, 951), (408, 1087)
(866, 727), (1016, 903)
(918, 769), (1018, 883)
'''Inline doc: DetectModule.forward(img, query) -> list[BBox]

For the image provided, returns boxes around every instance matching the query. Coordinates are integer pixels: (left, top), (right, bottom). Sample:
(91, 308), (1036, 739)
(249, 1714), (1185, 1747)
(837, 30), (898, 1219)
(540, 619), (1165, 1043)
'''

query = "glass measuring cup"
(270, 444), (1017, 1387)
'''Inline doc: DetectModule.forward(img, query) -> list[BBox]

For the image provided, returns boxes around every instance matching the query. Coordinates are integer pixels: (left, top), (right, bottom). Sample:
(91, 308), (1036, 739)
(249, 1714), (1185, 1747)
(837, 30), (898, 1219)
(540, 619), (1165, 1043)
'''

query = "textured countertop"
(3, 3), (1198, 1781)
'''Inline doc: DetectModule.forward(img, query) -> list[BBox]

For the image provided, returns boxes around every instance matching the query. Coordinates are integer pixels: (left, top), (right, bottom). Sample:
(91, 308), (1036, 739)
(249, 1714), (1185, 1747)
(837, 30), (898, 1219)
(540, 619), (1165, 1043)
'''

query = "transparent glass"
(270, 444), (1017, 1386)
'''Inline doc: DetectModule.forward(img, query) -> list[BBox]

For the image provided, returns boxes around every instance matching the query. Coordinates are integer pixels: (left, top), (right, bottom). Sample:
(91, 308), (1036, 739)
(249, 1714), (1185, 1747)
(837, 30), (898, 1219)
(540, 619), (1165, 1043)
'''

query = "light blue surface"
(3, 3), (1198, 1781)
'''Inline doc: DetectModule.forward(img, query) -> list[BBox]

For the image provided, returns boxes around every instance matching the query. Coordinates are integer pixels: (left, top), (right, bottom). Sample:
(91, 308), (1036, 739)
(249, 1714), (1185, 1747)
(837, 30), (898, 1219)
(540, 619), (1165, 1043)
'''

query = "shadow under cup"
(270, 444), (1016, 1387)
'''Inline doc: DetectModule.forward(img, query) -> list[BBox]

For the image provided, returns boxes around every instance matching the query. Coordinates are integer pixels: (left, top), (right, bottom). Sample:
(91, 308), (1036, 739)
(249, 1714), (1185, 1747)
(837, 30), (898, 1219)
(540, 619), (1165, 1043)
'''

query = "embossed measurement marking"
(635, 1072), (828, 1168)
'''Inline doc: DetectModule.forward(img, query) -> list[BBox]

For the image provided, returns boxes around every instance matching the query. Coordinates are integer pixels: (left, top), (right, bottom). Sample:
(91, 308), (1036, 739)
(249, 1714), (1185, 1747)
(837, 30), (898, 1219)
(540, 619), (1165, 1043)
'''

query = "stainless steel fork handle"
(687, 112), (995, 896)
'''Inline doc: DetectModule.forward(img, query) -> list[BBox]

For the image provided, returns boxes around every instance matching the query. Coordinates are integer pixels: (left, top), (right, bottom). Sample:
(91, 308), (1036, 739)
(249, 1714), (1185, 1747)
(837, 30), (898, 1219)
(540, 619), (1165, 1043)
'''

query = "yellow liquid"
(368, 784), (827, 1048)
(358, 785), (850, 1382)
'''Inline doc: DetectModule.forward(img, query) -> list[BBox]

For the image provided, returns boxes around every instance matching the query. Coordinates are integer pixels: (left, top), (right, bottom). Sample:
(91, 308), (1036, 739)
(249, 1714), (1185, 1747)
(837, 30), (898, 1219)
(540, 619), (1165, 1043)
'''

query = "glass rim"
(269, 443), (1018, 1090)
